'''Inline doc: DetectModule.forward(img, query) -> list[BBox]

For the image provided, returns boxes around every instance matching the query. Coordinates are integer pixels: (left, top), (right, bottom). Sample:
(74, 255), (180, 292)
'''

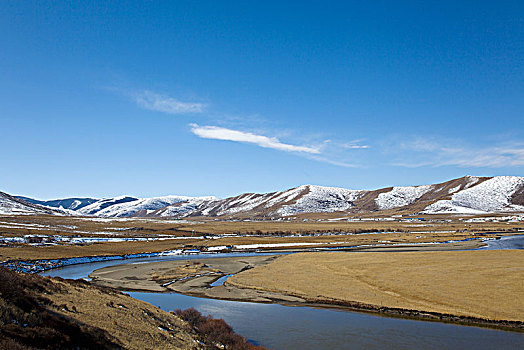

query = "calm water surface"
(42, 243), (524, 349)
(480, 234), (524, 250)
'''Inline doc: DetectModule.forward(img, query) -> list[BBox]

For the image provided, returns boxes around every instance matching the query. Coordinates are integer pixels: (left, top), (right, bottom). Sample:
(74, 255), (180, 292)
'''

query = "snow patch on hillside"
(155, 197), (217, 217)
(421, 200), (487, 214)
(278, 185), (364, 216)
(448, 185), (462, 194)
(464, 175), (480, 189)
(69, 200), (83, 210)
(375, 185), (433, 210)
(0, 200), (38, 215)
(0, 194), (67, 216)
(422, 176), (524, 214)
(264, 187), (304, 208)
(79, 195), (217, 217)
(218, 193), (270, 215)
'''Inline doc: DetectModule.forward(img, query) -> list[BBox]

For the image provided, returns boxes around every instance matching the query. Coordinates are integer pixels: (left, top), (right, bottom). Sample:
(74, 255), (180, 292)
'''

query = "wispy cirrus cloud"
(190, 124), (321, 154)
(393, 138), (524, 168)
(341, 141), (370, 149)
(305, 155), (360, 168)
(322, 139), (370, 150)
(439, 147), (524, 167)
(134, 90), (205, 114)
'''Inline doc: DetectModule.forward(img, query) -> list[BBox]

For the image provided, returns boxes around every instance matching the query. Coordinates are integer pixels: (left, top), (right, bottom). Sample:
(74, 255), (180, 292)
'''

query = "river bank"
(228, 250), (524, 330)
(88, 247), (524, 331)
(1, 235), (489, 273)
(42, 243), (524, 349)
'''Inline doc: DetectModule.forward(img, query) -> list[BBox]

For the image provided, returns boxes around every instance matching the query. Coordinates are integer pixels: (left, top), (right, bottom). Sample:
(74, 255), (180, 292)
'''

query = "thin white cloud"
(394, 139), (524, 168)
(306, 155), (360, 168)
(190, 124), (321, 154)
(322, 139), (370, 150)
(440, 147), (524, 167)
(135, 90), (204, 114)
(343, 144), (370, 149)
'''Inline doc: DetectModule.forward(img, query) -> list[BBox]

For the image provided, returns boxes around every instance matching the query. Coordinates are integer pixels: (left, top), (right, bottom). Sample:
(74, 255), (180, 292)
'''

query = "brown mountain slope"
(150, 175), (518, 219)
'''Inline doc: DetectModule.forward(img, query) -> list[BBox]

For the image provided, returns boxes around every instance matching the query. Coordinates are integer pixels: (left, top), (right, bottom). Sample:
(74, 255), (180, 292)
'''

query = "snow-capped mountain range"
(15, 196), (98, 211)
(0, 192), (71, 216)
(2, 176), (524, 218)
(77, 195), (218, 217)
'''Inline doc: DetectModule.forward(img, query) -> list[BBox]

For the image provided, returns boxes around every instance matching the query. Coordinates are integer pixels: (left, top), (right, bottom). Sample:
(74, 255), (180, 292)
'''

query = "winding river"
(42, 238), (524, 349)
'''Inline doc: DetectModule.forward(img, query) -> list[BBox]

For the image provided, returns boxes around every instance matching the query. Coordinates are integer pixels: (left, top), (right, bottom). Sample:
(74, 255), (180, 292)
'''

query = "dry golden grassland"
(228, 250), (524, 322)
(0, 230), (500, 262)
(0, 214), (522, 261)
(1, 214), (522, 237)
(174, 217), (524, 235)
(0, 238), (199, 261)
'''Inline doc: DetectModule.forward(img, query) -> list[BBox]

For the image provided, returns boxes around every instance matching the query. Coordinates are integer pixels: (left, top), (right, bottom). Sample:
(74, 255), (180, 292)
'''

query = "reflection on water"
(480, 235), (524, 250)
(41, 252), (278, 280)
(41, 248), (524, 349)
(209, 274), (233, 287)
(129, 291), (523, 350)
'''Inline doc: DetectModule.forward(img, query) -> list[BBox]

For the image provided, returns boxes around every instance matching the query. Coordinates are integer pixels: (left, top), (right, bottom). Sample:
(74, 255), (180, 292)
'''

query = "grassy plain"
(0, 230), (494, 261)
(228, 250), (524, 322)
(0, 214), (522, 262)
(1, 214), (522, 237)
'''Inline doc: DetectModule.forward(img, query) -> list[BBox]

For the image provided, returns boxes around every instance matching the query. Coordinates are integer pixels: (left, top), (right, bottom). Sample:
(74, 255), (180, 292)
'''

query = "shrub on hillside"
(174, 307), (266, 350)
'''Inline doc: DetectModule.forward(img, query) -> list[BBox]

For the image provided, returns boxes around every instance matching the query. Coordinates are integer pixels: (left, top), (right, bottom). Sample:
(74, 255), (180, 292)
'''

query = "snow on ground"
(233, 242), (345, 249)
(264, 186), (305, 208)
(0, 221), (55, 228)
(450, 176), (524, 211)
(464, 175), (480, 189)
(375, 185), (433, 210)
(0, 195), (66, 216)
(206, 245), (230, 251)
(0, 234), (216, 245)
(447, 185), (462, 194)
(155, 198), (214, 217)
(0, 224), (56, 231)
(77, 195), (214, 217)
(277, 185), (364, 216)
(423, 176), (524, 214)
(0, 206), (35, 215)
(70, 217), (197, 225)
(181, 185), (363, 217)
(462, 215), (524, 222)
(198, 190), (288, 216)
(77, 195), (217, 217)
(216, 193), (271, 215)
(421, 200), (487, 214)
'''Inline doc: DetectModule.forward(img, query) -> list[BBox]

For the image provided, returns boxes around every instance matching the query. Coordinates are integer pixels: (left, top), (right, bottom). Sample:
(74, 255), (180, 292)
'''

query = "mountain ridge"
(1, 192), (71, 216)
(3, 175), (523, 218)
(15, 196), (99, 211)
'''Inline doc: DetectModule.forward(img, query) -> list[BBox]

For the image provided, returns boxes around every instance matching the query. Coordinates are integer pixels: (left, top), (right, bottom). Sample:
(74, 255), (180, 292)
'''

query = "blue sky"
(1, 1), (523, 199)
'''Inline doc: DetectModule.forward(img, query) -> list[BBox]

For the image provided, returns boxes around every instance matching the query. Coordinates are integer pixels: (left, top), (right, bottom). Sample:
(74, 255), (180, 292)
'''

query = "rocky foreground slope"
(3, 176), (524, 218)
(0, 266), (264, 350)
(0, 266), (199, 349)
